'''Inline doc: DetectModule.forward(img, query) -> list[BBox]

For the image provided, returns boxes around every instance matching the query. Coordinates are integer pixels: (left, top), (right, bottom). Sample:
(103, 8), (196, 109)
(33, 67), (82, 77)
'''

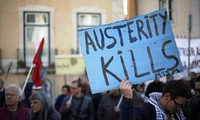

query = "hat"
(32, 85), (42, 90)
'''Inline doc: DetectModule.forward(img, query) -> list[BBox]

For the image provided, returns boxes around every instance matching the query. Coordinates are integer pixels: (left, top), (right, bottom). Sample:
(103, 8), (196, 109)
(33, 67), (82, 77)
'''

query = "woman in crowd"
(28, 92), (61, 120)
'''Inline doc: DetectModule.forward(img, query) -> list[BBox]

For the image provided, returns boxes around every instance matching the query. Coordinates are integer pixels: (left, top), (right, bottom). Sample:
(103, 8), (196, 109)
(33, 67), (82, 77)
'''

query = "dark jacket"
(189, 96), (200, 120)
(61, 94), (94, 120)
(0, 103), (30, 120)
(28, 92), (61, 120)
(120, 93), (185, 120)
(0, 88), (5, 107)
(97, 94), (121, 120)
(54, 94), (66, 111)
(29, 109), (60, 120)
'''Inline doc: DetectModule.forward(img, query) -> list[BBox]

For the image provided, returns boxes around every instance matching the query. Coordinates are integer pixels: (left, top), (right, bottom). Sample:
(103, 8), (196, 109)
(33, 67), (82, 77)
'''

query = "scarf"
(148, 92), (186, 120)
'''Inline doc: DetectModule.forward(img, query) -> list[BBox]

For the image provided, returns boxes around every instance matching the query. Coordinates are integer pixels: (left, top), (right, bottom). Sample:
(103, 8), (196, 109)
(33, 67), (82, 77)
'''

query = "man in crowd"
(189, 72), (197, 94)
(60, 80), (94, 120)
(119, 78), (192, 120)
(54, 84), (71, 111)
(0, 84), (30, 120)
(97, 88), (121, 120)
(189, 75), (200, 120)
(145, 78), (165, 98)
(0, 79), (5, 107)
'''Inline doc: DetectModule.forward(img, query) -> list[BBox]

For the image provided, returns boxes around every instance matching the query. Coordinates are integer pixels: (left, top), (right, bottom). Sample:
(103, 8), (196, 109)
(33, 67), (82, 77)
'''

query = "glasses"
(173, 99), (184, 109)
(5, 93), (18, 97)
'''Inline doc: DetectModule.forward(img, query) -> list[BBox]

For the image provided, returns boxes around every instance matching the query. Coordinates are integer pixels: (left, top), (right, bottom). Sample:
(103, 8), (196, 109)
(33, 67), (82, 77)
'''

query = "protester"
(166, 75), (174, 83)
(60, 79), (95, 120)
(189, 75), (200, 120)
(0, 84), (30, 120)
(189, 72), (197, 93)
(22, 82), (34, 108)
(119, 78), (192, 120)
(97, 88), (121, 120)
(145, 78), (165, 97)
(31, 84), (42, 93)
(91, 92), (105, 120)
(28, 92), (61, 120)
(132, 83), (148, 106)
(0, 79), (5, 107)
(54, 84), (71, 111)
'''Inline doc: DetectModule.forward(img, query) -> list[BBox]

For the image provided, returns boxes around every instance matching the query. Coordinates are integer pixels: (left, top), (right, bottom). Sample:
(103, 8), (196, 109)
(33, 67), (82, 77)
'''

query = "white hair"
(5, 84), (22, 96)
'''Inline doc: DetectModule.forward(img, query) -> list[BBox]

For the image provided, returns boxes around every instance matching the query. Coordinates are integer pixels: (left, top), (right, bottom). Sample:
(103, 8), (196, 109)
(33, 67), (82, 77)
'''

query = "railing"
(17, 48), (57, 74)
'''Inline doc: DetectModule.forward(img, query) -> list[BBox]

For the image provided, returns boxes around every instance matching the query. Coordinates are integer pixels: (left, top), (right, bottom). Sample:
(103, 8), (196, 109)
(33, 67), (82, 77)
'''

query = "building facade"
(0, 0), (199, 100)
(0, 0), (125, 100)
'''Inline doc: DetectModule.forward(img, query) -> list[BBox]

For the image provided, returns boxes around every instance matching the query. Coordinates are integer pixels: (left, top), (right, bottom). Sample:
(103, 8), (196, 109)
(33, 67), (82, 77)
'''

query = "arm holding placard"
(119, 78), (154, 120)
(119, 77), (134, 120)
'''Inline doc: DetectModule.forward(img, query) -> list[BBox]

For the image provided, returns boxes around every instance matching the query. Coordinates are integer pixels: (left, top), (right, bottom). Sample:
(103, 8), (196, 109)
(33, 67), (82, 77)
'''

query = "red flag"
(32, 38), (44, 87)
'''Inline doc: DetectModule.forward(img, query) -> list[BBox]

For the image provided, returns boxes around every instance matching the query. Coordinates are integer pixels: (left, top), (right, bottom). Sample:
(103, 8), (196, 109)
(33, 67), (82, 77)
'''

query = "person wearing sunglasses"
(119, 78), (192, 120)
(189, 75), (200, 120)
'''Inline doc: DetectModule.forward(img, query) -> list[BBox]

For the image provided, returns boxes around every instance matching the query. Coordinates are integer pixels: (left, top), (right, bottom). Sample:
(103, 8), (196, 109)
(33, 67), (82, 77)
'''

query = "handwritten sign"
(176, 38), (200, 73)
(55, 55), (85, 75)
(78, 9), (183, 94)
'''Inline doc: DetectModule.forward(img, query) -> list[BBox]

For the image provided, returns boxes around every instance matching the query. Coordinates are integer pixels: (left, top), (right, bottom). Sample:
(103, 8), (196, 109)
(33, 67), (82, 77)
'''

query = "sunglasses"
(173, 99), (184, 109)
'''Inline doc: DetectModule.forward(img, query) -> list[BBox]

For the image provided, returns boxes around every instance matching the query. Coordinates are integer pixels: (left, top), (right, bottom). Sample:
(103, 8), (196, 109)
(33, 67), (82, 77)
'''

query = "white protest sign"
(176, 38), (200, 73)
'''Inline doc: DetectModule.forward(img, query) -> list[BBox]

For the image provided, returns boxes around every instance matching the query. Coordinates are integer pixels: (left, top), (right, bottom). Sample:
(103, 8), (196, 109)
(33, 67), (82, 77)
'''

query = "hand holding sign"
(66, 95), (73, 108)
(78, 9), (183, 94)
(119, 77), (132, 99)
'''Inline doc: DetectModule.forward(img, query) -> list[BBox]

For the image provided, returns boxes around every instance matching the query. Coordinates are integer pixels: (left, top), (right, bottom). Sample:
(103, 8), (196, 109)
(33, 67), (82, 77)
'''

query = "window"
(23, 11), (50, 67)
(75, 13), (101, 54)
(159, 0), (174, 22)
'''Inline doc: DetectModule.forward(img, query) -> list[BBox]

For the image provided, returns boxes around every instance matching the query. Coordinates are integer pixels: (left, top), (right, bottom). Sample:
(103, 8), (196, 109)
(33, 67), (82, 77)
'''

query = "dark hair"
(190, 72), (197, 76)
(162, 80), (192, 99)
(72, 80), (82, 88)
(62, 85), (71, 92)
(196, 76), (200, 82)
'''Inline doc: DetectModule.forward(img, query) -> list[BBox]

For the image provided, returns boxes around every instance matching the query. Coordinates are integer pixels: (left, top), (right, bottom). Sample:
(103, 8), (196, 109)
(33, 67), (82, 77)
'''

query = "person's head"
(62, 85), (70, 95)
(5, 84), (22, 106)
(166, 75), (174, 81)
(29, 92), (53, 113)
(189, 72), (197, 80)
(154, 78), (160, 82)
(161, 80), (192, 114)
(29, 92), (56, 120)
(132, 83), (145, 93)
(70, 80), (83, 96)
(195, 76), (200, 96)
(31, 85), (42, 94)
(109, 88), (120, 97)
(0, 79), (4, 90)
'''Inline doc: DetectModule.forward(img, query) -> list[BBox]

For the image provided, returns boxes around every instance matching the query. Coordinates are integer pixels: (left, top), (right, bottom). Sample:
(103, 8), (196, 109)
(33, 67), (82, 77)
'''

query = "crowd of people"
(0, 71), (199, 120)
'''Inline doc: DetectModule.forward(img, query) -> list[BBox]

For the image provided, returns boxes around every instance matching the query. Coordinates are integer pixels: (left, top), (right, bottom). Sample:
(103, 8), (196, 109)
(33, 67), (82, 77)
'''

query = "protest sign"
(78, 9), (183, 93)
(175, 38), (200, 73)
